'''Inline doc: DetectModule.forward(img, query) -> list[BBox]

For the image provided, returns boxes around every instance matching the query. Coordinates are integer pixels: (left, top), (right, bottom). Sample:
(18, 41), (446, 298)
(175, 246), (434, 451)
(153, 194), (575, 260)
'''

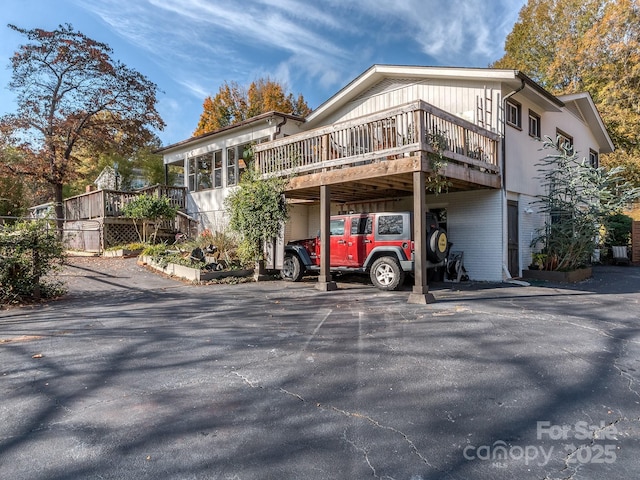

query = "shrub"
(531, 138), (640, 271)
(604, 213), (633, 247)
(122, 194), (179, 243)
(224, 168), (288, 264)
(0, 220), (66, 305)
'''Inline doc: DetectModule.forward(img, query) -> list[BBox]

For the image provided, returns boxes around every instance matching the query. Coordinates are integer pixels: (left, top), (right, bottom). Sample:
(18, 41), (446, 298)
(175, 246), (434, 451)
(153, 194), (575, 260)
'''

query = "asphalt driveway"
(1, 257), (639, 479)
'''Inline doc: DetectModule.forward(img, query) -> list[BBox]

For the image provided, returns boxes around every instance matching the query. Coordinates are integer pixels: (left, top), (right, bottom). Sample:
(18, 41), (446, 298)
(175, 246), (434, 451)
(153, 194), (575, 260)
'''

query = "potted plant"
(529, 252), (546, 270)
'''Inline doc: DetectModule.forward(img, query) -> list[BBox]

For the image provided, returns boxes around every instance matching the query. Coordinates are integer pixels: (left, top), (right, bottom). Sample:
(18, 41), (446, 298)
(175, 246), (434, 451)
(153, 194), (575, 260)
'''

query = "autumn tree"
(493, 0), (640, 187)
(65, 135), (165, 197)
(0, 24), (164, 232)
(194, 78), (311, 136)
(0, 135), (50, 216)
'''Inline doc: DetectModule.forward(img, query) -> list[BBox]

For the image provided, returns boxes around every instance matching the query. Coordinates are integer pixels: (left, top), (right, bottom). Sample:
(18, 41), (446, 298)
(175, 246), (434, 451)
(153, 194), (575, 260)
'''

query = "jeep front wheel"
(281, 253), (303, 282)
(370, 256), (405, 291)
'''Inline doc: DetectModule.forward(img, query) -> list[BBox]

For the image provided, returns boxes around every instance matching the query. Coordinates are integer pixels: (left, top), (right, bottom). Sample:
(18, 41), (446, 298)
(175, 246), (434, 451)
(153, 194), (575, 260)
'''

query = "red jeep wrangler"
(281, 212), (448, 290)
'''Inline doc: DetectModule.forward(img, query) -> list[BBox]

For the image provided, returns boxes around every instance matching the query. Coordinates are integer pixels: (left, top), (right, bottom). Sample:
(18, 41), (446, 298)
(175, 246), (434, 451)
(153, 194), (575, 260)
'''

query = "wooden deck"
(63, 185), (192, 249)
(64, 185), (187, 221)
(254, 100), (501, 203)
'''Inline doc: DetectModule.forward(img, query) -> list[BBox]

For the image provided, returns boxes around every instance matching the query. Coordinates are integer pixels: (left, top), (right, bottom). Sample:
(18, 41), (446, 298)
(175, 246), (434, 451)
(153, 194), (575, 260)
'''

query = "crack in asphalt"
(612, 340), (640, 400)
(341, 428), (396, 480)
(229, 367), (436, 474)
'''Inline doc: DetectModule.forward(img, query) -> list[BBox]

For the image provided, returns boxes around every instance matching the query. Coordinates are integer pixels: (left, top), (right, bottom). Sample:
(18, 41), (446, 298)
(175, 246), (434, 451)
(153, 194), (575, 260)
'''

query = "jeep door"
(329, 217), (348, 266)
(346, 215), (368, 267)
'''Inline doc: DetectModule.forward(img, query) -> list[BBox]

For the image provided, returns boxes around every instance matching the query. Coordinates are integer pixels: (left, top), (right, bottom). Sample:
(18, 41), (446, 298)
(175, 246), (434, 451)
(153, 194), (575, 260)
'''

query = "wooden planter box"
(103, 248), (143, 258)
(522, 267), (592, 283)
(138, 255), (253, 282)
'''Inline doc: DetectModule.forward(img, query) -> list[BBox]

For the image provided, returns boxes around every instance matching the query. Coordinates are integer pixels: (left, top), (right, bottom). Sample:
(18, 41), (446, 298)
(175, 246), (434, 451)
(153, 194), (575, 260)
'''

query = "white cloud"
(73, 0), (525, 137)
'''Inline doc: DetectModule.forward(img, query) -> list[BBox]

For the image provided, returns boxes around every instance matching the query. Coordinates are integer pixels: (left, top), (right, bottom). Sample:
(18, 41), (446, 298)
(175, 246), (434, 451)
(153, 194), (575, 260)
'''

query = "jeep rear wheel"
(370, 256), (405, 291)
(281, 253), (303, 282)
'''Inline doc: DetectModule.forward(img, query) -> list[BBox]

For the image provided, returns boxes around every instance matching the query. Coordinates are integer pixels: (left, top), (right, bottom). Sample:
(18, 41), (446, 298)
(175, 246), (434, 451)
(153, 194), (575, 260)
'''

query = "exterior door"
(507, 201), (519, 277)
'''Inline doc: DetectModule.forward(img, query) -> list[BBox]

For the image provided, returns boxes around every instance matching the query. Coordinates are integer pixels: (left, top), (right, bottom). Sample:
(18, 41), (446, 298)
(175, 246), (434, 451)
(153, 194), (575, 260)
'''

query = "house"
(158, 65), (613, 298)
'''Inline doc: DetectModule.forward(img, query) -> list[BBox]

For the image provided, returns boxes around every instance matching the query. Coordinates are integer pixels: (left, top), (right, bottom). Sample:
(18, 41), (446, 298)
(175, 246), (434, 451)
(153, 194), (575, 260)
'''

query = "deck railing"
(254, 100), (501, 177)
(64, 185), (187, 221)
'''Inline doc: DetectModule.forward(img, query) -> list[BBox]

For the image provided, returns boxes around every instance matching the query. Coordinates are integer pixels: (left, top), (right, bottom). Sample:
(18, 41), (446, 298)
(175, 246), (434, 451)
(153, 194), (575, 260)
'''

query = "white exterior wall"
(517, 193), (545, 269)
(441, 190), (504, 282)
(321, 79), (503, 133)
(504, 96), (603, 198)
(186, 190), (229, 232)
(163, 120), (304, 233)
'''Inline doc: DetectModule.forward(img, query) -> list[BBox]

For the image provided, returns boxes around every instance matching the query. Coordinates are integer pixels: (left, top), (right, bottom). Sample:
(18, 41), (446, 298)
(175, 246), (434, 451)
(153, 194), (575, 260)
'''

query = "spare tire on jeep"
(427, 228), (448, 263)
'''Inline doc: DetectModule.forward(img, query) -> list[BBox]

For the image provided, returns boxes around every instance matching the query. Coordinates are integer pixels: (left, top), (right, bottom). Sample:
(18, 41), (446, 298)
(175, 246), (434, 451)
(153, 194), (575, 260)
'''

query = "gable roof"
(305, 65), (564, 127)
(304, 64), (613, 153)
(557, 92), (614, 153)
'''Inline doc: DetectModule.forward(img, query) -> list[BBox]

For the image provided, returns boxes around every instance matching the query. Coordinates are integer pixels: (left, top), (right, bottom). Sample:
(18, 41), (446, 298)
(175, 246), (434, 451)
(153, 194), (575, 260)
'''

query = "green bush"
(0, 220), (66, 305)
(122, 194), (179, 243)
(605, 213), (633, 247)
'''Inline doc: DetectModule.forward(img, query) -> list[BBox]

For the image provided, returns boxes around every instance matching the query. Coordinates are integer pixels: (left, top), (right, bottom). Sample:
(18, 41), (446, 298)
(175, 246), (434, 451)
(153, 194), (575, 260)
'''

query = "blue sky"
(0, 0), (526, 146)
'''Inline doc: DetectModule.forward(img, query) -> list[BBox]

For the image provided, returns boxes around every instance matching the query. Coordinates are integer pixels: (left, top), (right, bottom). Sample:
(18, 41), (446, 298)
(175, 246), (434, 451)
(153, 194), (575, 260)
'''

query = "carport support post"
(316, 184), (337, 291)
(408, 170), (436, 304)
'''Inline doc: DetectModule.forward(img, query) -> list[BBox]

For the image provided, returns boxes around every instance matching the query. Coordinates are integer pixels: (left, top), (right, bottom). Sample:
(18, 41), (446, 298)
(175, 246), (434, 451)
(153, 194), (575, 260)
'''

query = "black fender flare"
(363, 247), (407, 270)
(284, 244), (313, 267)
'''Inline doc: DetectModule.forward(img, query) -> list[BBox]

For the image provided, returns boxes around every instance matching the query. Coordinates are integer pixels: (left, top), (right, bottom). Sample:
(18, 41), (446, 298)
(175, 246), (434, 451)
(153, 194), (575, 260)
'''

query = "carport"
(254, 101), (501, 302)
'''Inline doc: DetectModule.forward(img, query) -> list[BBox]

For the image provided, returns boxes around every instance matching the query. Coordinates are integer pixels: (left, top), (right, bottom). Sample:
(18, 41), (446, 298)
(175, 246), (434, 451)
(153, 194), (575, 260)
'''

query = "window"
(506, 100), (522, 129)
(350, 217), (368, 235)
(364, 217), (373, 235)
(330, 219), (345, 235)
(197, 154), (212, 191)
(188, 157), (196, 191)
(378, 215), (404, 235)
(225, 143), (254, 186)
(226, 147), (237, 186)
(238, 143), (252, 180)
(556, 128), (573, 153)
(589, 149), (599, 168)
(528, 110), (541, 138)
(167, 164), (184, 187)
(213, 150), (222, 188)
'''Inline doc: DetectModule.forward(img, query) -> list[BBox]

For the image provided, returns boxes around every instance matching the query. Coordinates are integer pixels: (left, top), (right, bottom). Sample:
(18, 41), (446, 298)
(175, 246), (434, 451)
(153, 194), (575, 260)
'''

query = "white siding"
(285, 205), (310, 242)
(504, 95), (603, 198)
(186, 189), (229, 232)
(320, 78), (503, 133)
(440, 190), (504, 281)
(518, 194), (545, 269)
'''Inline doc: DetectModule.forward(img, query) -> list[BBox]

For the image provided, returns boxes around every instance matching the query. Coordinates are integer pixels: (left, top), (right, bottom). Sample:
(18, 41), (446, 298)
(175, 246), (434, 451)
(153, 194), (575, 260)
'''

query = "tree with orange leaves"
(493, 0), (640, 188)
(0, 24), (164, 232)
(194, 78), (311, 136)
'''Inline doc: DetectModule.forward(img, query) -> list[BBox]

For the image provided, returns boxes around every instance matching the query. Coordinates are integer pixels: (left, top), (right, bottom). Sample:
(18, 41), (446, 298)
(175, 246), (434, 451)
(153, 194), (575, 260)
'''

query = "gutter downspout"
(272, 115), (287, 141)
(501, 75), (526, 192)
(501, 75), (526, 280)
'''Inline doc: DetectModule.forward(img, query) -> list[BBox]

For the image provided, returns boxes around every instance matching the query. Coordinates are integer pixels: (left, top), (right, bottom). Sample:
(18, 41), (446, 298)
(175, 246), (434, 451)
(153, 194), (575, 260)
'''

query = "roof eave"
(558, 92), (615, 153)
(155, 111), (306, 154)
(305, 64), (564, 126)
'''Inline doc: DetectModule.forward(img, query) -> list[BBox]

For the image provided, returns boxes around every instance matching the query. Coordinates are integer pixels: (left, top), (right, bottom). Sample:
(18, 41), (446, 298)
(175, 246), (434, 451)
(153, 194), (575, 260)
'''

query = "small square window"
(330, 219), (345, 235)
(377, 215), (404, 235)
(556, 128), (573, 154)
(589, 149), (599, 168)
(528, 110), (541, 138)
(506, 100), (522, 129)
